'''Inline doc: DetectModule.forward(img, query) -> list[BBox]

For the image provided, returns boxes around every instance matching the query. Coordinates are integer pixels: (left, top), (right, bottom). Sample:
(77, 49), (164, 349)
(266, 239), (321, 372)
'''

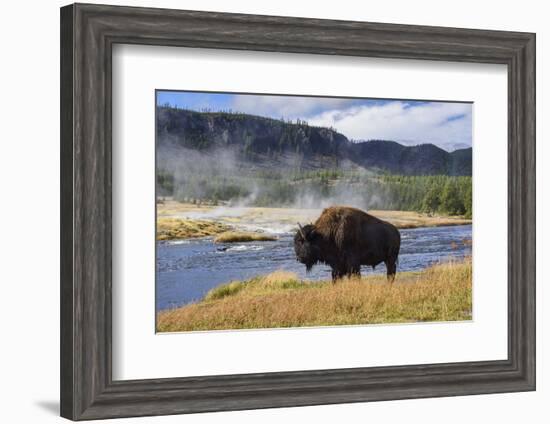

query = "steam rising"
(157, 137), (388, 211)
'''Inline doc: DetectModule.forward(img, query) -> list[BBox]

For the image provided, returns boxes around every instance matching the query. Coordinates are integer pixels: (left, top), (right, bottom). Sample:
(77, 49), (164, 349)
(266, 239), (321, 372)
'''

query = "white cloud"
(231, 95), (357, 121)
(307, 102), (472, 151)
(228, 95), (472, 151)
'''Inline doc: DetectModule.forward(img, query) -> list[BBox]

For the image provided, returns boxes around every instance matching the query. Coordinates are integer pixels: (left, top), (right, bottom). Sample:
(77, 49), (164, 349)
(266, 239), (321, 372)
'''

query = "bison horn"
(297, 223), (306, 239)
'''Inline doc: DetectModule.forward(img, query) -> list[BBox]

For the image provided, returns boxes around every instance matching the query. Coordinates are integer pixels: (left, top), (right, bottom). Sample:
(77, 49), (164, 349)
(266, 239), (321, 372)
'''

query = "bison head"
(294, 223), (322, 272)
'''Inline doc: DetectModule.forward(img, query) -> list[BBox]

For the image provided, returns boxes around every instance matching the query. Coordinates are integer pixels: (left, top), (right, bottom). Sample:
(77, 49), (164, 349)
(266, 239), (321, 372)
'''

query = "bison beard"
(294, 224), (320, 273)
(294, 206), (401, 283)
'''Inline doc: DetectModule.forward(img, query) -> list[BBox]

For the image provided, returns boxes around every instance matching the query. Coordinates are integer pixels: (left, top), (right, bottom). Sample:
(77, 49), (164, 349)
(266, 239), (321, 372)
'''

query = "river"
(156, 224), (472, 311)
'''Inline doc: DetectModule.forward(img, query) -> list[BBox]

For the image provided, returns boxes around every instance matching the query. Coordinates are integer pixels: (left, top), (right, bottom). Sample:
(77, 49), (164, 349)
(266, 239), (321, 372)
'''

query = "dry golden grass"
(157, 258), (472, 332)
(367, 210), (471, 229)
(157, 217), (230, 241)
(214, 231), (277, 243)
(261, 270), (299, 286)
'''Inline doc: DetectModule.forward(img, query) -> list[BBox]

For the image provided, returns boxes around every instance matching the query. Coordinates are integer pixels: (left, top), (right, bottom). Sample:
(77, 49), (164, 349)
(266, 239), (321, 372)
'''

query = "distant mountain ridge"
(157, 106), (472, 176)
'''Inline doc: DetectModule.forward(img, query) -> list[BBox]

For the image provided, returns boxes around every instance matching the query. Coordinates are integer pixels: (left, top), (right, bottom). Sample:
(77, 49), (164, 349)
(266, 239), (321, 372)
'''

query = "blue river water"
(156, 224), (472, 311)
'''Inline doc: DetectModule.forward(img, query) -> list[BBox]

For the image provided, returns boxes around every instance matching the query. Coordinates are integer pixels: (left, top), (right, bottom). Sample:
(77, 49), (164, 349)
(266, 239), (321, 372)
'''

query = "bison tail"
(389, 246), (400, 266)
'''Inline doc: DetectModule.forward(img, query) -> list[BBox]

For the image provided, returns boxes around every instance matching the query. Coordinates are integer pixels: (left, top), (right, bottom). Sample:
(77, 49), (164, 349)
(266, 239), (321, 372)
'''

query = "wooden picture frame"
(60, 3), (536, 420)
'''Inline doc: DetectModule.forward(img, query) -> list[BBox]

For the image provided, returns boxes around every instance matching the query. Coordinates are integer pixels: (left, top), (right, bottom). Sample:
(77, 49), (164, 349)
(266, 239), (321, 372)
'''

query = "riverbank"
(156, 257), (472, 332)
(156, 200), (472, 240)
(156, 217), (231, 241)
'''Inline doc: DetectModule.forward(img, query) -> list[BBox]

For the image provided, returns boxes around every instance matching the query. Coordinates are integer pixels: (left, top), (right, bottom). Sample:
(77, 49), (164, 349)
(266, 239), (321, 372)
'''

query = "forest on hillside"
(157, 106), (472, 176)
(157, 169), (472, 218)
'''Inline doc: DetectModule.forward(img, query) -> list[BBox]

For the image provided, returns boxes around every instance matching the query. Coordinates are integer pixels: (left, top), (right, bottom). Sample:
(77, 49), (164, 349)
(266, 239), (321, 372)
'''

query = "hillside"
(157, 107), (472, 176)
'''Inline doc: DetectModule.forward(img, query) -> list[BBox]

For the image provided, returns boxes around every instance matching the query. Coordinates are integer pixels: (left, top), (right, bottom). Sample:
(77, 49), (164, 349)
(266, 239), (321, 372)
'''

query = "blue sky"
(157, 91), (472, 151)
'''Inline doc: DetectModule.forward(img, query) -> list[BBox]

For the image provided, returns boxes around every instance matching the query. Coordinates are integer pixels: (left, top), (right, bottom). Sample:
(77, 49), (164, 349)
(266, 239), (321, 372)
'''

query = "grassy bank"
(157, 217), (230, 241)
(368, 210), (471, 229)
(157, 258), (472, 332)
(157, 218), (277, 242)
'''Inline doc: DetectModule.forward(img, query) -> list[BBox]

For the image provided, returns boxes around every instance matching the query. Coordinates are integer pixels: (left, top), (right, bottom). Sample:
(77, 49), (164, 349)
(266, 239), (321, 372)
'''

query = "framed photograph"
(60, 3), (535, 420)
(154, 89), (475, 333)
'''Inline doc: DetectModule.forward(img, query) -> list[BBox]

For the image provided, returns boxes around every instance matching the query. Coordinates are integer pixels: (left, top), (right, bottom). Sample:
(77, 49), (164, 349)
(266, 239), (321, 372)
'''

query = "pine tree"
(422, 185), (441, 214)
(440, 180), (465, 215)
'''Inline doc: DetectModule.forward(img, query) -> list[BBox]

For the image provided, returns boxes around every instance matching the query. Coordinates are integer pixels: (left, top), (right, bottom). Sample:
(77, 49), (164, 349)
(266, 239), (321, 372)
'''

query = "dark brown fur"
(294, 206), (401, 282)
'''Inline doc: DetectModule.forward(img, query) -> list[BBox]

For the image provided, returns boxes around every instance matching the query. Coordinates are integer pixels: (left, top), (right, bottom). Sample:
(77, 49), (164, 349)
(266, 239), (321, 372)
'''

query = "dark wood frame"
(60, 3), (536, 421)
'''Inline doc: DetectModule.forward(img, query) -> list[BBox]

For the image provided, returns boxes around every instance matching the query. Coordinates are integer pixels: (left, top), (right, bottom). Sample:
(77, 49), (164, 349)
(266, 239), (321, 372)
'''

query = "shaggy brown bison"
(294, 206), (401, 283)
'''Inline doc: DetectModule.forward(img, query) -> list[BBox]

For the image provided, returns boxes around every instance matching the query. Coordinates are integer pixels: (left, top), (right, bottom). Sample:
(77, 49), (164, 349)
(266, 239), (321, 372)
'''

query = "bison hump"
(314, 206), (367, 248)
(334, 213), (363, 248)
(317, 206), (369, 222)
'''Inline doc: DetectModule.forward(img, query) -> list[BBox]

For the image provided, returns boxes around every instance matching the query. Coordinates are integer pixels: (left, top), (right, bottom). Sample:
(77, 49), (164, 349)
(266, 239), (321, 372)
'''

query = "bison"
(294, 206), (401, 283)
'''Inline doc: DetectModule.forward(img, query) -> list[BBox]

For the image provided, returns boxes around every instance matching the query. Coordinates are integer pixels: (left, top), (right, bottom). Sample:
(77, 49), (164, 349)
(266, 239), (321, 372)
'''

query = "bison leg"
(347, 264), (361, 279)
(385, 259), (397, 283)
(331, 267), (347, 284)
